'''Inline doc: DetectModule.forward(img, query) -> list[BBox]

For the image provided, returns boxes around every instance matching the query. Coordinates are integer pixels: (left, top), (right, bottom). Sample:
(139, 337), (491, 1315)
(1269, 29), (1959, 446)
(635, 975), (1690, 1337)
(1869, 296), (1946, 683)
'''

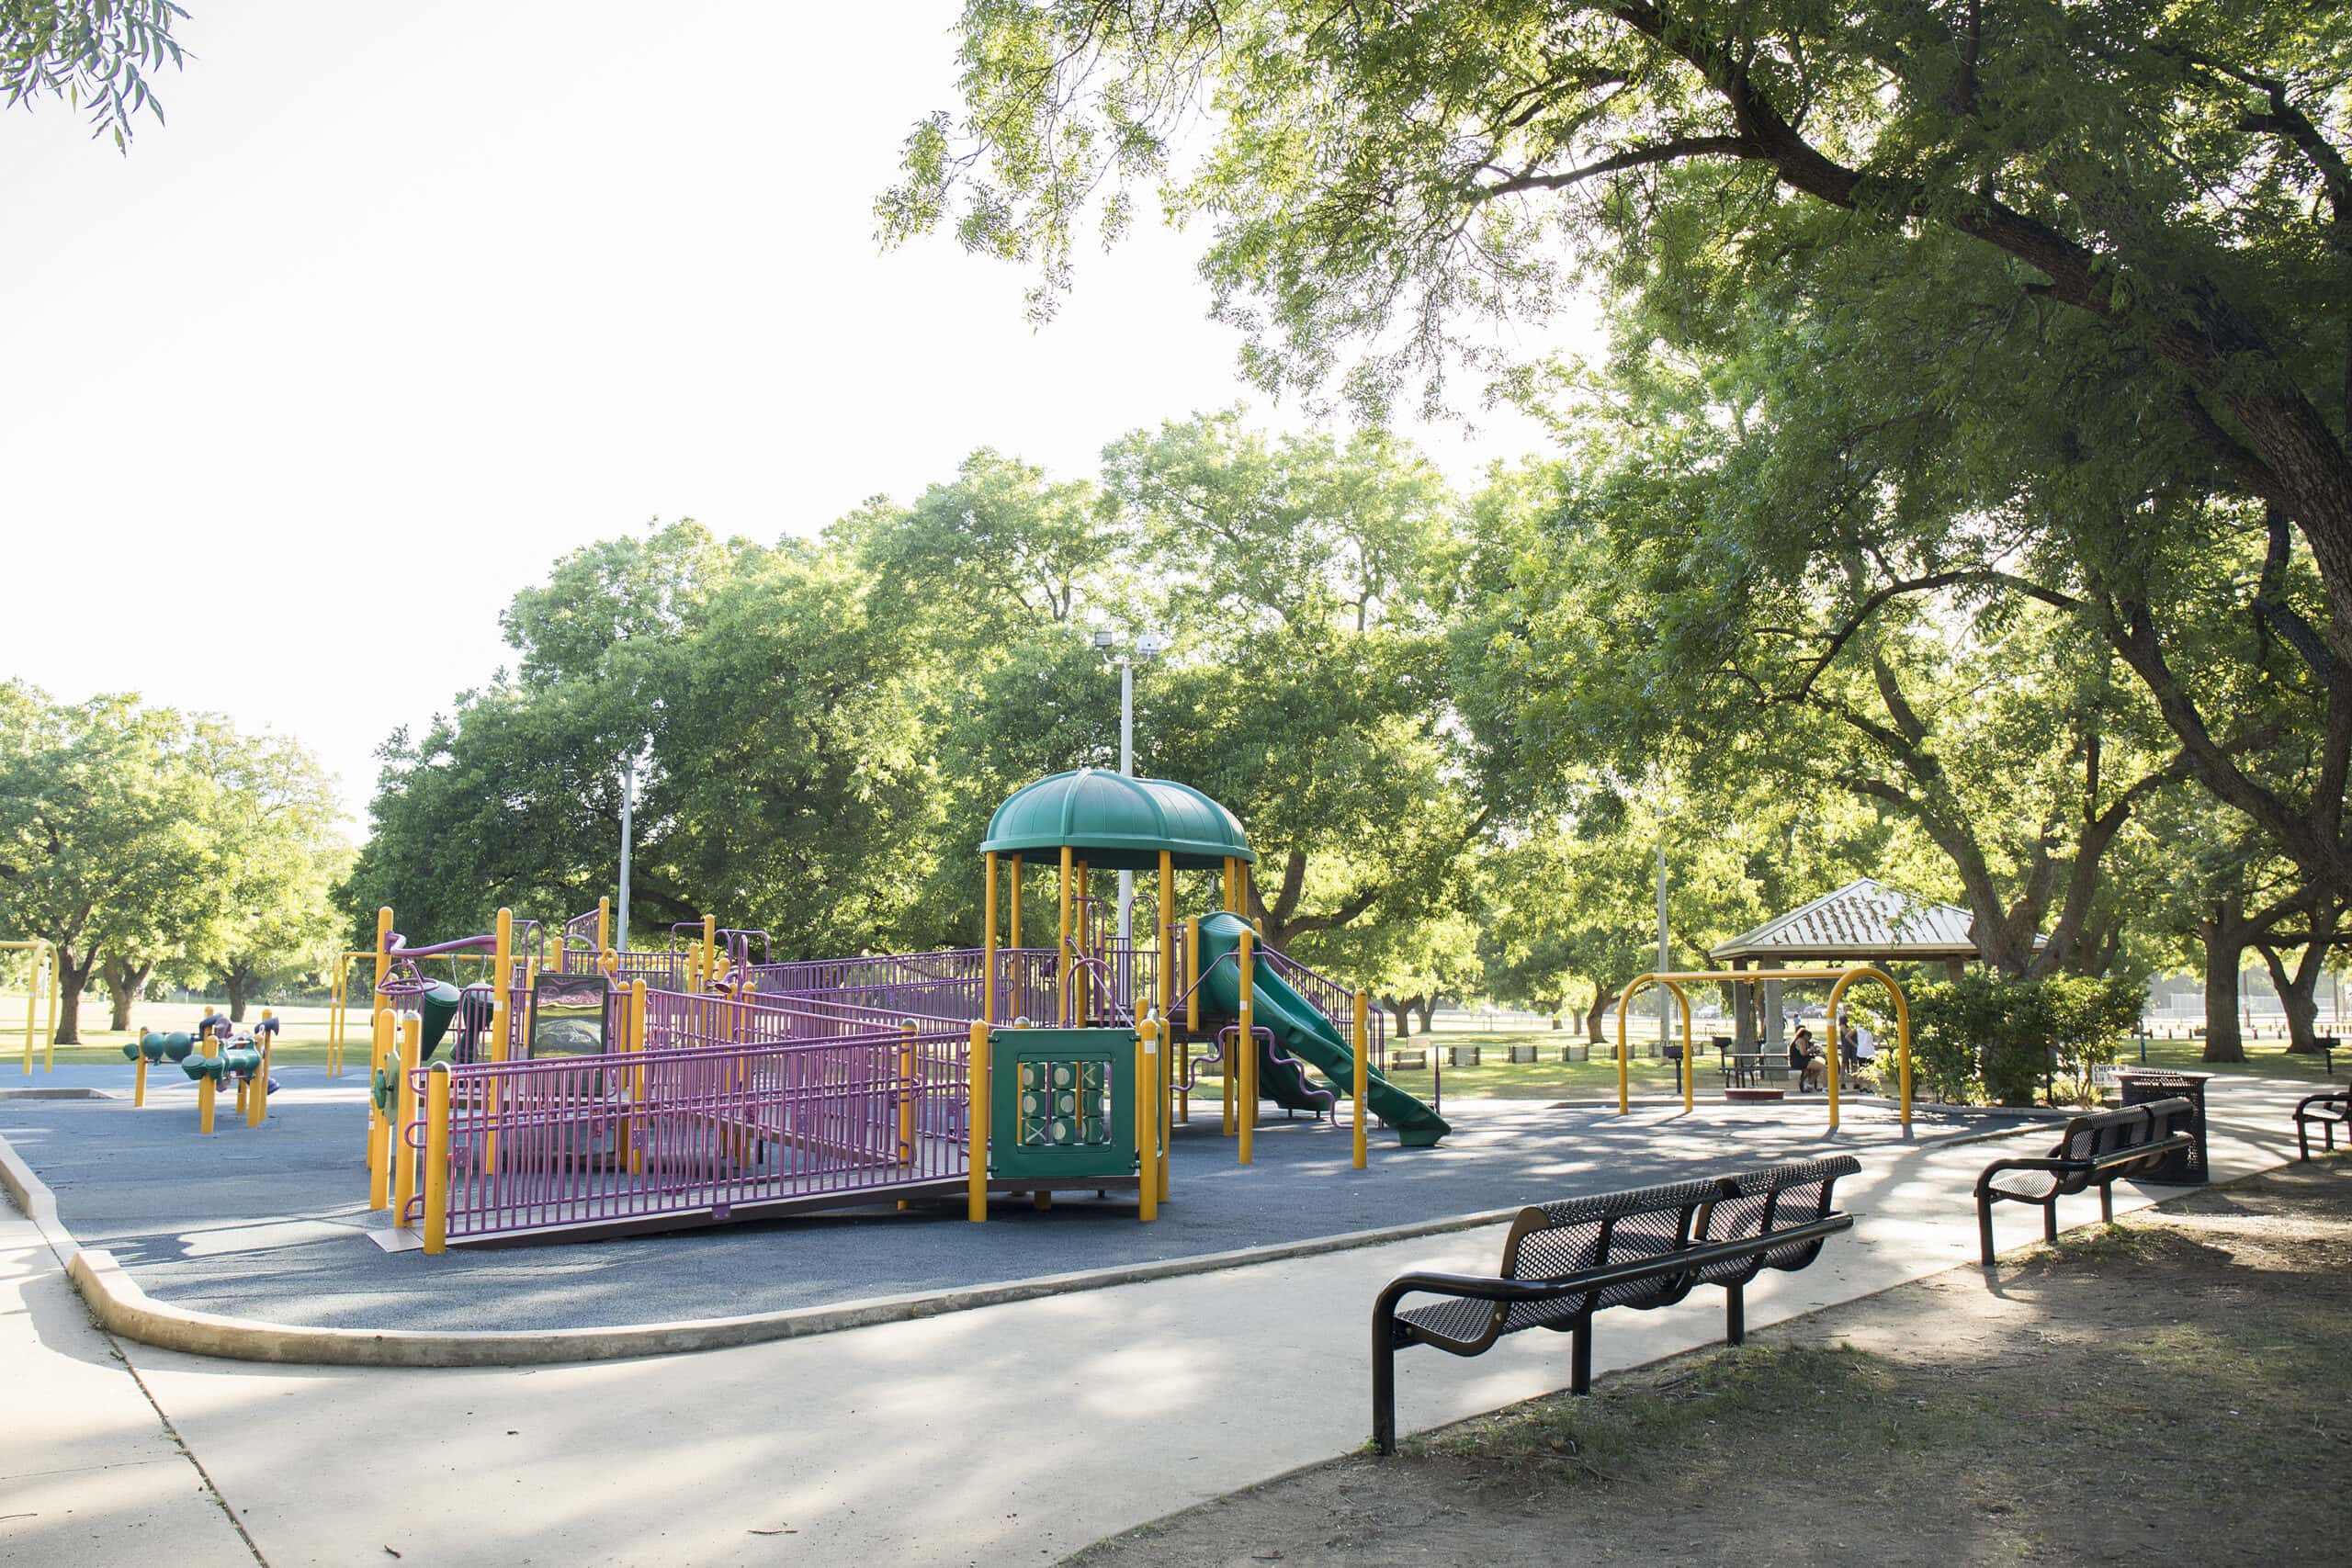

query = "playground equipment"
(3, 938), (59, 1075)
(372, 770), (1435, 1253)
(1613, 966), (1914, 1131)
(125, 1009), (281, 1132)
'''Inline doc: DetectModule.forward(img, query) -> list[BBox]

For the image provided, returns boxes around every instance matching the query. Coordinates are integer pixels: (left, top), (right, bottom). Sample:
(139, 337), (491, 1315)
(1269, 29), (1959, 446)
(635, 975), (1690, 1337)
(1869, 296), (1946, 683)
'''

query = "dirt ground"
(1071, 1158), (2352, 1567)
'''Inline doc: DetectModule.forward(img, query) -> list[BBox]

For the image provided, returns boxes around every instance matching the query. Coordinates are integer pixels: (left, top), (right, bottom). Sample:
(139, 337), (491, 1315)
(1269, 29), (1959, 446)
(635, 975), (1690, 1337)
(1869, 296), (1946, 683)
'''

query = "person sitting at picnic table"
(1789, 1025), (1818, 1089)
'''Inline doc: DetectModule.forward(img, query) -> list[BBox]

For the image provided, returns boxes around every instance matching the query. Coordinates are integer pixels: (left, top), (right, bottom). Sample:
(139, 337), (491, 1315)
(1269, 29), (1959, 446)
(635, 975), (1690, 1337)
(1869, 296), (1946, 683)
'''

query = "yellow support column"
(367, 1004), (391, 1202)
(1351, 990), (1369, 1170)
(701, 914), (718, 998)
(328, 953), (346, 1077)
(132, 1043), (148, 1108)
(1008, 857), (1023, 948)
(1157, 851), (1174, 1203)
(1057, 846), (1074, 1026)
(1008, 856), (1024, 1019)
(423, 1063), (452, 1255)
(17, 946), (34, 1075)
(1183, 915), (1202, 1125)
(42, 944), (57, 1072)
(1238, 929), (1256, 1166)
(983, 852), (1000, 1025)
(967, 1018), (989, 1223)
(596, 895), (612, 955)
(488, 908), (513, 1173)
(393, 1013), (421, 1223)
(628, 979), (649, 1173)
(197, 1032), (219, 1134)
(37, 944), (53, 1073)
(1222, 857), (1237, 912)
(1074, 861), (1090, 1023)
(1238, 860), (1252, 925)
(1136, 1017), (1159, 1222)
(899, 1019), (918, 1170)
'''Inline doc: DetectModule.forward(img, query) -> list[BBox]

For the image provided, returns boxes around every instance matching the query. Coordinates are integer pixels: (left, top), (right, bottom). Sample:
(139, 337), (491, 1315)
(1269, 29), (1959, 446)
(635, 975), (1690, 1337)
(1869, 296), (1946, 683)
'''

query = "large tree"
(887, 0), (2351, 915)
(3, 0), (187, 149)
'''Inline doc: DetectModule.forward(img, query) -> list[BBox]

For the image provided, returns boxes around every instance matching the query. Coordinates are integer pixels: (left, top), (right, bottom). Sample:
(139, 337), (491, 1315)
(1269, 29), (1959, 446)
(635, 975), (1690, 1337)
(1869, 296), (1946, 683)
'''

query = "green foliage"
(2, 0), (187, 150)
(0, 682), (345, 1037)
(1908, 972), (2146, 1106)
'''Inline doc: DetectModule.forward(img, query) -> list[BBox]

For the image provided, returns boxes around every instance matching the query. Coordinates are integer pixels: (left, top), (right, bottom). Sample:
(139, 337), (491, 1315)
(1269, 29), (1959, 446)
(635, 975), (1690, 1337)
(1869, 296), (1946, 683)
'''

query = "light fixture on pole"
(1092, 626), (1170, 941)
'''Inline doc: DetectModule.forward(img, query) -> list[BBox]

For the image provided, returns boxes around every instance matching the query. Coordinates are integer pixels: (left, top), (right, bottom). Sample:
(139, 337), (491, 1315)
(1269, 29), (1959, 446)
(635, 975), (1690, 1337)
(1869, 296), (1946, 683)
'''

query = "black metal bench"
(2294, 1086), (2348, 1160)
(1369, 1156), (1860, 1454)
(1973, 1099), (2195, 1265)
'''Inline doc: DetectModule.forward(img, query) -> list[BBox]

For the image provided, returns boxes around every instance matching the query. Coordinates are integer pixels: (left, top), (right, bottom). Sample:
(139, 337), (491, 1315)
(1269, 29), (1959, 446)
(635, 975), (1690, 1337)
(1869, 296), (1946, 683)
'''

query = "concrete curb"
(0, 1118), (1535, 1367)
(0, 1086), (113, 1100)
(1, 1112), (2056, 1372)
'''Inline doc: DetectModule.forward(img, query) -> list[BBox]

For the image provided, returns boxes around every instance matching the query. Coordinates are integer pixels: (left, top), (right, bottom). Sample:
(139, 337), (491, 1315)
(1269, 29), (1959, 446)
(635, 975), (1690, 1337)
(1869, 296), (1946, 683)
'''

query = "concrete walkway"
(4, 1075), (2311, 1567)
(0, 1202), (254, 1565)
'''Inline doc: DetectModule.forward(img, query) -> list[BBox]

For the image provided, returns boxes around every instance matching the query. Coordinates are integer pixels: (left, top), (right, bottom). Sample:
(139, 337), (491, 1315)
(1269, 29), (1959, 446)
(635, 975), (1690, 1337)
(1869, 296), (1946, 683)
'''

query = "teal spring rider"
(123, 1011), (280, 1128)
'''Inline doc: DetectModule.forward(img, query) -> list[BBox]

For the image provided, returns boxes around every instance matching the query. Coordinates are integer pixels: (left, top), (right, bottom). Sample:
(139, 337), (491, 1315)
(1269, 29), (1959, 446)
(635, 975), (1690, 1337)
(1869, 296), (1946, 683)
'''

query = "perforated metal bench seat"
(1973, 1099), (2195, 1266)
(1371, 1157), (1860, 1454)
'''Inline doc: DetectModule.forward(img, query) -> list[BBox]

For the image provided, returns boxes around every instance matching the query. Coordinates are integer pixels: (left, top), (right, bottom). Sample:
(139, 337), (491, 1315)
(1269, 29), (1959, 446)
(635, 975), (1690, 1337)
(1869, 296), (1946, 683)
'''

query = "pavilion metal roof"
(1708, 878), (1990, 963)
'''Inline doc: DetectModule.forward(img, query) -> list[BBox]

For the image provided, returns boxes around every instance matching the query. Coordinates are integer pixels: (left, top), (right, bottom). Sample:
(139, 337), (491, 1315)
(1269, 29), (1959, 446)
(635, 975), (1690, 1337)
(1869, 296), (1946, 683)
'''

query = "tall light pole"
(1092, 626), (1169, 941)
(617, 739), (651, 950)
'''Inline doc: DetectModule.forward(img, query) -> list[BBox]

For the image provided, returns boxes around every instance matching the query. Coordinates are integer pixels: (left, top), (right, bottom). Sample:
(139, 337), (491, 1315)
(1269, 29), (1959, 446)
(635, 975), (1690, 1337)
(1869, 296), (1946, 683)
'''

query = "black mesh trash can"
(2118, 1070), (2212, 1184)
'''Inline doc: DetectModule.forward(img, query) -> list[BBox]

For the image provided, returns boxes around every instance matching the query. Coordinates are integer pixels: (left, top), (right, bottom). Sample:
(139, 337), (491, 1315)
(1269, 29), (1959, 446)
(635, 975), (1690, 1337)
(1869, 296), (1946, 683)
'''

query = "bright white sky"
(0, 2), (1575, 833)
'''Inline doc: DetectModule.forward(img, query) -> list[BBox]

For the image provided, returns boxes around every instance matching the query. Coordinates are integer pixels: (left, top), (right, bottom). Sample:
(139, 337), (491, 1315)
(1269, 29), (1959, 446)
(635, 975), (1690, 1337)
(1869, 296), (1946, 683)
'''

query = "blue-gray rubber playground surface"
(1, 1066), (2024, 1331)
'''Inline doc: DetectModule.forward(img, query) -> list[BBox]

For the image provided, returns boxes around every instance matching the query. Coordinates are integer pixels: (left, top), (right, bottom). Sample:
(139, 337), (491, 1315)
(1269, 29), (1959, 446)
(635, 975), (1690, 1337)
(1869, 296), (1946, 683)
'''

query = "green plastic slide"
(1193, 912), (1449, 1147)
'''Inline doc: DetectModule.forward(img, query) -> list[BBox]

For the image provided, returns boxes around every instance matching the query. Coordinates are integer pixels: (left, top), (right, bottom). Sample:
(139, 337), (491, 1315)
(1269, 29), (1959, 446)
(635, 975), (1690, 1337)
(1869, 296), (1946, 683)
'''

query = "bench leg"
(1724, 1282), (1745, 1347)
(2042, 1200), (2059, 1246)
(2099, 1182), (2114, 1224)
(1372, 1323), (1397, 1457)
(1570, 1318), (1592, 1395)
(2296, 1119), (2309, 1162)
(1977, 1193), (1997, 1268)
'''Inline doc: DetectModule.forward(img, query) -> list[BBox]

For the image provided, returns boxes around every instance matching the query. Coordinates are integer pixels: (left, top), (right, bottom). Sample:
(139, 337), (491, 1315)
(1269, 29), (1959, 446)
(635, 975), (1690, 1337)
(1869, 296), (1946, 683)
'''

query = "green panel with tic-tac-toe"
(989, 1027), (1137, 1180)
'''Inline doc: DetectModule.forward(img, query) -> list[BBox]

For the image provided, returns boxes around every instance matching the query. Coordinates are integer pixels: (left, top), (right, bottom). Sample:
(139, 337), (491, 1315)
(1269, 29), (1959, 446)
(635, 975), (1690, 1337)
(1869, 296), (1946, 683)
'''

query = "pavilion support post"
(1058, 847), (1075, 1027)
(984, 852), (1000, 1025)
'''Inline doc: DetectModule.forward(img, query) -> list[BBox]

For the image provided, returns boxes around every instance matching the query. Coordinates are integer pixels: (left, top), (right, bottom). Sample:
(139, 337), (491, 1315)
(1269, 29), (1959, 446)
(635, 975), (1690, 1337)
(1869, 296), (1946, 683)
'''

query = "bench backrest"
(2043, 1099), (2194, 1192)
(1691, 1156), (1863, 1284)
(1492, 1156), (1865, 1332)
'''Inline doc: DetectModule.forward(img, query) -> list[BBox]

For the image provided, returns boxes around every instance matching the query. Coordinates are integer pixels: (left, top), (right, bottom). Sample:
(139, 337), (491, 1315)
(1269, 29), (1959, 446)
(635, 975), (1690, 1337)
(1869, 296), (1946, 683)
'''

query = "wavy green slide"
(1194, 912), (1450, 1148)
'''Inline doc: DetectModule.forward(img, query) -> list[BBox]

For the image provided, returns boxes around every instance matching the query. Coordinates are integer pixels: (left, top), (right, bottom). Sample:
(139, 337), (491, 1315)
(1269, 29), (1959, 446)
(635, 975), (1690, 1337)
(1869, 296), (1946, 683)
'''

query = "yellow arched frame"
(1614, 966), (1913, 1132)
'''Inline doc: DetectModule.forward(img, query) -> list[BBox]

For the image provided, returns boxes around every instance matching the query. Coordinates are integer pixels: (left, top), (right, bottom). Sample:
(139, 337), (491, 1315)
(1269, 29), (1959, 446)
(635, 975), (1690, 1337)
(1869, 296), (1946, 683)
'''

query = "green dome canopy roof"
(979, 769), (1254, 872)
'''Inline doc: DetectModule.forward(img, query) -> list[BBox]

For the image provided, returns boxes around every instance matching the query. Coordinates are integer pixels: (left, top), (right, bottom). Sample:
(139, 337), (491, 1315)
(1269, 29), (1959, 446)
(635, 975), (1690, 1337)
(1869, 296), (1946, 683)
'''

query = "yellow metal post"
(702, 914), (718, 997)
(249, 1014), (272, 1127)
(1351, 989), (1369, 1170)
(197, 1031), (218, 1134)
(1136, 1017), (1159, 1222)
(1158, 851), (1175, 1202)
(627, 978), (649, 1173)
(1238, 929), (1256, 1165)
(17, 943), (35, 1075)
(1008, 857), (1023, 948)
(1074, 861), (1090, 1022)
(393, 1013), (421, 1222)
(596, 895), (611, 955)
(1615, 984), (1634, 1115)
(898, 1019), (917, 1169)
(133, 1043), (148, 1107)
(1222, 857), (1237, 912)
(423, 1062), (452, 1254)
(328, 952), (346, 1077)
(488, 908), (513, 1173)
(983, 852), (1000, 1025)
(367, 1005), (391, 1202)
(1057, 845), (1074, 1026)
(967, 1018), (989, 1222)
(1238, 860), (1251, 923)
(1185, 918), (1203, 1034)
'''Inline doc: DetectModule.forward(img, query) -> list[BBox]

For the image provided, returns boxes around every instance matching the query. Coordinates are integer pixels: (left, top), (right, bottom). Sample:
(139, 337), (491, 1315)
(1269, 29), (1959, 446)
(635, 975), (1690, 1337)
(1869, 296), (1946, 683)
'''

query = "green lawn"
(0, 995), (351, 1074)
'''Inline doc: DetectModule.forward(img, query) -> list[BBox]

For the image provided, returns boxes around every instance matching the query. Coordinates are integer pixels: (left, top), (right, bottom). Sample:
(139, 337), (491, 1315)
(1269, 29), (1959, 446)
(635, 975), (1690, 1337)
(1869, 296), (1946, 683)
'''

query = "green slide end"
(1193, 912), (1450, 1148)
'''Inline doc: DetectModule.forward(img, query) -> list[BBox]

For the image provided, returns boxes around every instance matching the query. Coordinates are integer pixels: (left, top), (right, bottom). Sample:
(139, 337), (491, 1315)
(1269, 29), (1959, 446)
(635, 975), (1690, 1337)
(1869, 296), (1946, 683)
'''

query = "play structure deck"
(358, 770), (1451, 1250)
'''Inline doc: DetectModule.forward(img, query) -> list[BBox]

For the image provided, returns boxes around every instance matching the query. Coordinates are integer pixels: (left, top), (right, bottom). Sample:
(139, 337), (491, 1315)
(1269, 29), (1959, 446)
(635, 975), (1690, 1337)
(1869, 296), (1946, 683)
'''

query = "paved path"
(0, 1072), (2005, 1327)
(2, 1075), (2310, 1567)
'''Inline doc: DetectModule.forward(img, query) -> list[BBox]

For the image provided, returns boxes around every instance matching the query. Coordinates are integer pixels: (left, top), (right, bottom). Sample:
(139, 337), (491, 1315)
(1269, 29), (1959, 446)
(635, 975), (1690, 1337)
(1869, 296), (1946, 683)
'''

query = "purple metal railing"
(413, 989), (970, 1242)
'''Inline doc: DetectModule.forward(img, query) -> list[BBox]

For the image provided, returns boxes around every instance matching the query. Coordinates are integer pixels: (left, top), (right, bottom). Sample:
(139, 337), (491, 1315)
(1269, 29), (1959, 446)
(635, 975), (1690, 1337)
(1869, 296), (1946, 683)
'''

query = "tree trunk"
(102, 958), (153, 1033)
(224, 969), (252, 1023)
(1383, 998), (1413, 1039)
(1586, 988), (1619, 1045)
(2201, 907), (2247, 1065)
(52, 946), (97, 1045)
(1413, 996), (1437, 1032)
(2259, 906), (2337, 1054)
